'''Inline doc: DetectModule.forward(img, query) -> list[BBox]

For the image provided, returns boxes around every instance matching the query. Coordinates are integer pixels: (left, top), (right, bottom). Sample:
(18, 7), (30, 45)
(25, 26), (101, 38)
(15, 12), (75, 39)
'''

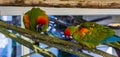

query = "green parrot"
(23, 7), (49, 45)
(64, 22), (115, 48)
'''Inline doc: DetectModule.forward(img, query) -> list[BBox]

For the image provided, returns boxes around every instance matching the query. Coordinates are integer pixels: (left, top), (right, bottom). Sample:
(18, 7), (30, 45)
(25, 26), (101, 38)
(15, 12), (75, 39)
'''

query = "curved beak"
(36, 24), (44, 32)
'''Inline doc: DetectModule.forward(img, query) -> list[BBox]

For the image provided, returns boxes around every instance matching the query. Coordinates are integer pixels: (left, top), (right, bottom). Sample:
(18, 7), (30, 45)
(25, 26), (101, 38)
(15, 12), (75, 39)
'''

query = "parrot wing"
(72, 22), (115, 48)
(29, 8), (38, 32)
(23, 7), (37, 31)
(101, 35), (120, 43)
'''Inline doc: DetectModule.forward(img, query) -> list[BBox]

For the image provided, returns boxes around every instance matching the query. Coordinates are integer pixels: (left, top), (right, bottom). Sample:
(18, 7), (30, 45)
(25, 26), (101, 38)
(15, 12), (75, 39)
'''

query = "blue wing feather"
(101, 35), (120, 43)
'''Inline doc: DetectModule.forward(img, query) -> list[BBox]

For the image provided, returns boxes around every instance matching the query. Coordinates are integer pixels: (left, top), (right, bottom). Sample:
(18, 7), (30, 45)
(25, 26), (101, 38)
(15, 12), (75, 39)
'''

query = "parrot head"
(37, 16), (48, 25)
(64, 27), (71, 37)
(36, 16), (49, 33)
(64, 26), (79, 40)
(64, 27), (73, 40)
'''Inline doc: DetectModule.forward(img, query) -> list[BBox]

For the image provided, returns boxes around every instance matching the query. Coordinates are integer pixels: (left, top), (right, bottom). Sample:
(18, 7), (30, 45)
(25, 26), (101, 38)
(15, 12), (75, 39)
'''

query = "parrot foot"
(33, 45), (39, 53)
(21, 52), (35, 57)
(33, 45), (49, 53)
(43, 48), (49, 51)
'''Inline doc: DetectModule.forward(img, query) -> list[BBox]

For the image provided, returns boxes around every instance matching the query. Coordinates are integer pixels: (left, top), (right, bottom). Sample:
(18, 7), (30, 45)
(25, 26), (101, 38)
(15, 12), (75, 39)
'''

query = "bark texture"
(0, 0), (120, 8)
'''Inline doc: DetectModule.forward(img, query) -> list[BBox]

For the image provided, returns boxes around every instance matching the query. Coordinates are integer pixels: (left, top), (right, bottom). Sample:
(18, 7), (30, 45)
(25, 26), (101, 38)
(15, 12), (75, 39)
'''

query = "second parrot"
(64, 22), (117, 48)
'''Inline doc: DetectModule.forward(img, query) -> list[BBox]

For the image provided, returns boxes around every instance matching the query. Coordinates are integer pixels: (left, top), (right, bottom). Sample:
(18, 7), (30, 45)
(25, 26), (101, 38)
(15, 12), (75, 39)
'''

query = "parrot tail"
(101, 35), (120, 43)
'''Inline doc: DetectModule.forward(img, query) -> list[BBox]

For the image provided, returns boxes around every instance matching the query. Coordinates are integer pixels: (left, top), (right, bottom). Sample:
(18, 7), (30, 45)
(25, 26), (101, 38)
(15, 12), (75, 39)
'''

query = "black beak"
(36, 24), (49, 35)
(36, 24), (44, 32)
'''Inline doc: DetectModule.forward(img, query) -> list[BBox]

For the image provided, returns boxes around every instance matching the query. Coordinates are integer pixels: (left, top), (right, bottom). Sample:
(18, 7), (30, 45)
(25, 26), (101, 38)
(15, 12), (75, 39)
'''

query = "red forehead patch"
(37, 16), (48, 25)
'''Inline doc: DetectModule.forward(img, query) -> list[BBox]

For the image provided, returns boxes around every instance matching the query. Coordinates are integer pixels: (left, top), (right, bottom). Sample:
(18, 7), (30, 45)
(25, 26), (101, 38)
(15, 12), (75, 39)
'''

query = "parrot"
(23, 7), (49, 46)
(64, 22), (120, 49)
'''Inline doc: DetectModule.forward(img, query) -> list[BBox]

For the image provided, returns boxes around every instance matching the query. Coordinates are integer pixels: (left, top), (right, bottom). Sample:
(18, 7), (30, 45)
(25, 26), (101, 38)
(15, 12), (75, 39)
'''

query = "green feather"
(23, 7), (48, 33)
(72, 22), (115, 48)
(42, 22), (49, 32)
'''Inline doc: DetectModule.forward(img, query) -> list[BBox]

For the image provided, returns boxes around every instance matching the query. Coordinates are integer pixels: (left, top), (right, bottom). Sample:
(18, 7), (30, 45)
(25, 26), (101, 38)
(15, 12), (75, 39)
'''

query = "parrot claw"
(44, 49), (49, 51)
(33, 45), (38, 53)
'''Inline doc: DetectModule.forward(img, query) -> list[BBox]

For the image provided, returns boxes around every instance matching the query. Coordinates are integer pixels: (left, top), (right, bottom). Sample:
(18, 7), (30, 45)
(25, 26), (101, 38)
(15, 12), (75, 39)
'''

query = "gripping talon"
(33, 45), (38, 53)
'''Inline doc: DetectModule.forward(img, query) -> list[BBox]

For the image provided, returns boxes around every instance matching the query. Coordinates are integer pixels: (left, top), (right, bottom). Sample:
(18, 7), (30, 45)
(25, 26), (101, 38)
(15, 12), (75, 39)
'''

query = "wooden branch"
(0, 27), (55, 57)
(0, 21), (92, 57)
(0, 20), (117, 57)
(105, 42), (120, 49)
(22, 32), (93, 57)
(0, 0), (120, 8)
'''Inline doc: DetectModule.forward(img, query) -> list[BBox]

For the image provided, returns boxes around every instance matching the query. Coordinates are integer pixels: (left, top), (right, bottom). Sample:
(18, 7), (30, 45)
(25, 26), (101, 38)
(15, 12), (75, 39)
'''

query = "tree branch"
(0, 20), (116, 57)
(105, 42), (120, 49)
(0, 27), (56, 57)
